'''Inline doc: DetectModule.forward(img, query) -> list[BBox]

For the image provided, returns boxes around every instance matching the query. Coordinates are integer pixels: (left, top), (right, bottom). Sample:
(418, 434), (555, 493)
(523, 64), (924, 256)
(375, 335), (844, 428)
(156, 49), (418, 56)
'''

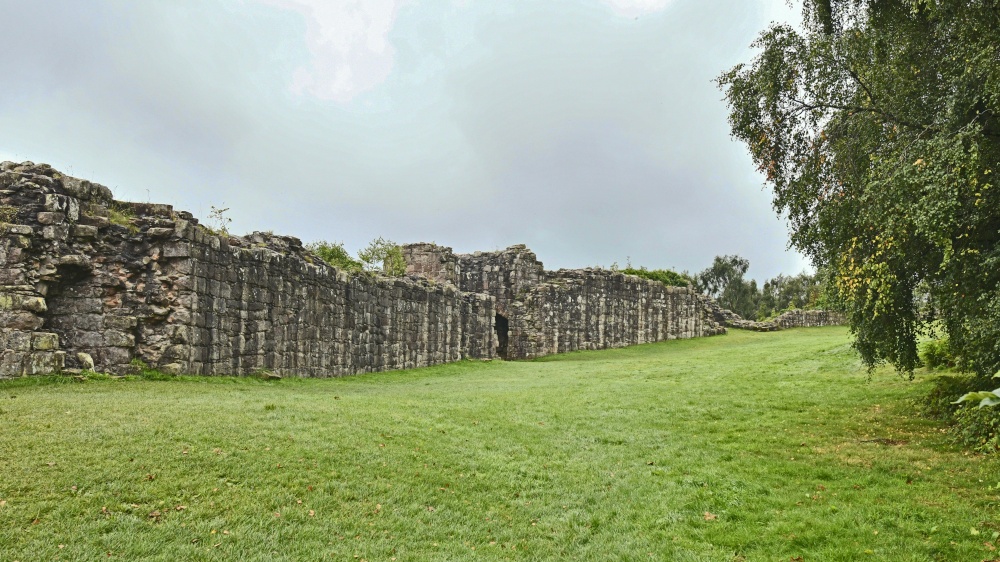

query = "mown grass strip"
(0, 327), (996, 561)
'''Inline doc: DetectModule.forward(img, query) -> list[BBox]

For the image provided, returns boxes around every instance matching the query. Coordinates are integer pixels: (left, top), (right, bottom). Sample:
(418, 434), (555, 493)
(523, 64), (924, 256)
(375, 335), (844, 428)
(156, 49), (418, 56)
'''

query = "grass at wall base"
(1, 327), (997, 561)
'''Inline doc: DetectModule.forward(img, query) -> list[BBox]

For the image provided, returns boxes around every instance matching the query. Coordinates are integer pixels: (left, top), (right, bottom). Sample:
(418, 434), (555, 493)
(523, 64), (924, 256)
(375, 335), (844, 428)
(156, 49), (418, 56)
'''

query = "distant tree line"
(622, 255), (839, 321)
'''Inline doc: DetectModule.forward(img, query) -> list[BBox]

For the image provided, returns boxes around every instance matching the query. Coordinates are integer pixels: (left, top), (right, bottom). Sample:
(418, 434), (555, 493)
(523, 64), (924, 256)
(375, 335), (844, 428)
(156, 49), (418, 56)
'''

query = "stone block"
(104, 330), (135, 348)
(80, 215), (110, 228)
(2, 289), (43, 308)
(147, 227), (173, 238)
(71, 224), (98, 239)
(61, 177), (113, 203)
(163, 242), (191, 258)
(77, 352), (95, 370)
(31, 332), (59, 350)
(24, 351), (64, 375)
(160, 363), (183, 375)
(104, 315), (138, 330)
(0, 311), (44, 331)
(1, 330), (31, 351)
(42, 224), (69, 240)
(37, 211), (65, 225)
(5, 224), (32, 235)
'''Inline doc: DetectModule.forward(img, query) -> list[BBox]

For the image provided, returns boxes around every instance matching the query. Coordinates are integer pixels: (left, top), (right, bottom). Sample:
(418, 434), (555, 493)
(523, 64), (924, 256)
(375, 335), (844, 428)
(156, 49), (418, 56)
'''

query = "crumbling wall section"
(0, 162), (182, 376)
(773, 309), (846, 329)
(505, 269), (725, 359)
(0, 163), (495, 378)
(699, 295), (846, 331)
(454, 245), (545, 316)
(173, 231), (495, 376)
(401, 243), (460, 286)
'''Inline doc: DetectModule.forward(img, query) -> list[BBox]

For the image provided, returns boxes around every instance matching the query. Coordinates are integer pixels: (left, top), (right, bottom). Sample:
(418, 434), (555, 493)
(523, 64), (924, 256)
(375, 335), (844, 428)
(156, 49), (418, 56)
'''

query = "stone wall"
(403, 243), (725, 360)
(700, 296), (846, 332)
(1, 162), (840, 380)
(506, 269), (725, 359)
(772, 309), (846, 329)
(456, 245), (546, 316)
(0, 163), (495, 378)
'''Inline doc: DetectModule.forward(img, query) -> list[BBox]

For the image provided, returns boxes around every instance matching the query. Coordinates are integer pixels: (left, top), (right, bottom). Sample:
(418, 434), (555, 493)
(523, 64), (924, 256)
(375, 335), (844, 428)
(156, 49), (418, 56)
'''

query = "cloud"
(0, 0), (810, 281)
(259, 0), (408, 102)
(600, 0), (673, 17)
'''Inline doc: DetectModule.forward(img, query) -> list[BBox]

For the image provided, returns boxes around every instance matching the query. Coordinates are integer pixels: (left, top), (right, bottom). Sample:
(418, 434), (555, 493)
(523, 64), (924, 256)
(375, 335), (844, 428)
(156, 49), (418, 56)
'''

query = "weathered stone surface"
(71, 224), (98, 239)
(77, 352), (95, 370)
(147, 227), (174, 238)
(41, 225), (69, 240)
(37, 212), (65, 225)
(31, 332), (59, 350)
(0, 164), (496, 378)
(404, 243), (726, 360)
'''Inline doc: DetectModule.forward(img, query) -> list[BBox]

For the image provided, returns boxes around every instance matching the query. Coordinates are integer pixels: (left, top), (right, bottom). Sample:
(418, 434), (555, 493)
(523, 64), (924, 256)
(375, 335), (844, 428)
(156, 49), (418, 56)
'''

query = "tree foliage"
(719, 0), (1000, 377)
(358, 237), (406, 276)
(307, 238), (406, 277)
(692, 255), (833, 320)
(695, 255), (760, 319)
(306, 240), (363, 272)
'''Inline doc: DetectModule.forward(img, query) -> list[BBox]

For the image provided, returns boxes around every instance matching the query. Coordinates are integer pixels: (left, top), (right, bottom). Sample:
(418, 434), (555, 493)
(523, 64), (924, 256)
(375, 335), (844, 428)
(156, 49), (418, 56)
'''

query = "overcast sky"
(0, 0), (808, 281)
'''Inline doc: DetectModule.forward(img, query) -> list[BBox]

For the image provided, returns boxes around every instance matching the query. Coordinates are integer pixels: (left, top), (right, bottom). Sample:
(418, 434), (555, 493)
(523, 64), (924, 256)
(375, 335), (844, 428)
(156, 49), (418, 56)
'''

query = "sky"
(0, 0), (808, 281)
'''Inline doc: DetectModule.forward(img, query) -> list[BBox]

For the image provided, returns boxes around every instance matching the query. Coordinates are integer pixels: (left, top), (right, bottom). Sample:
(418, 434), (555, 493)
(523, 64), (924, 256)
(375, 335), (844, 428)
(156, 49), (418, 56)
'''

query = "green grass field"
(1, 327), (997, 561)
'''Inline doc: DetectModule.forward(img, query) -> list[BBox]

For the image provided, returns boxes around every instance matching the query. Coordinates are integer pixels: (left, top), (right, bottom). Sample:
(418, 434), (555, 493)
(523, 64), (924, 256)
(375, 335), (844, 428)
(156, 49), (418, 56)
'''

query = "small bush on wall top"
(621, 267), (691, 288)
(306, 238), (406, 276)
(358, 237), (406, 277)
(305, 240), (363, 272)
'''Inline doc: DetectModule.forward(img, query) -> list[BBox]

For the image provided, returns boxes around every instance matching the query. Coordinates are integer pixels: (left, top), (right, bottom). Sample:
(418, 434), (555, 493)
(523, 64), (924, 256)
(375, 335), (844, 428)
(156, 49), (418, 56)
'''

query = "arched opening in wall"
(495, 313), (509, 359)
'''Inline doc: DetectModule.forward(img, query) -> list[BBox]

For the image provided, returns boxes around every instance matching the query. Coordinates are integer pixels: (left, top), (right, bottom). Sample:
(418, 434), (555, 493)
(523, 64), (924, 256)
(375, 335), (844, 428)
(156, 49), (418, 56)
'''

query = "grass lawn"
(1, 327), (997, 561)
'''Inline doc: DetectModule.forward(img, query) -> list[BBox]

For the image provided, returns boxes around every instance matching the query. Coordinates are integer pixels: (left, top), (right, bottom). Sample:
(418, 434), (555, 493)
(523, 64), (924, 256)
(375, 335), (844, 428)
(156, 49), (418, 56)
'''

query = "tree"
(357, 237), (406, 277)
(695, 255), (761, 319)
(307, 237), (406, 276)
(719, 0), (1000, 378)
(756, 272), (824, 319)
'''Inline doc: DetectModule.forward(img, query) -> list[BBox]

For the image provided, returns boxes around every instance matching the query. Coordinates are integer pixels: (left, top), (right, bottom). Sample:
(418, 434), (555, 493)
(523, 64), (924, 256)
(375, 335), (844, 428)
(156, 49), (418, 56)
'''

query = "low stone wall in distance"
(700, 297), (846, 332)
(772, 309), (846, 329)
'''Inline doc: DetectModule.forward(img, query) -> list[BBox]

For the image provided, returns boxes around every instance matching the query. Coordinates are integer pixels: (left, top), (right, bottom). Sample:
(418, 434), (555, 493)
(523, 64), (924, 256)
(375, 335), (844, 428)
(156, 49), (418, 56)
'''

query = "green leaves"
(357, 237), (406, 277)
(305, 240), (363, 272)
(719, 0), (1000, 377)
(953, 389), (1000, 408)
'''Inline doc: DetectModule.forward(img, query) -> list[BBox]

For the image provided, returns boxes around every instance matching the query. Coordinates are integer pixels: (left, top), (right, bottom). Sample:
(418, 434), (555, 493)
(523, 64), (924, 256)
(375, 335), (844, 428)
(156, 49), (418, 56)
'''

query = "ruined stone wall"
(401, 243), (460, 286)
(176, 232), (495, 376)
(0, 163), (495, 378)
(506, 269), (725, 359)
(403, 244), (726, 360)
(454, 245), (546, 316)
(2, 162), (841, 380)
(772, 309), (846, 329)
(700, 296), (846, 332)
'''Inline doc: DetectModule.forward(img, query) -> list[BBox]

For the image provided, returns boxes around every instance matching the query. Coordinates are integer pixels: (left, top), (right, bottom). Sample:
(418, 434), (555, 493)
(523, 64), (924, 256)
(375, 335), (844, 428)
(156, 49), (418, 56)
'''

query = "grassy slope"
(0, 327), (997, 561)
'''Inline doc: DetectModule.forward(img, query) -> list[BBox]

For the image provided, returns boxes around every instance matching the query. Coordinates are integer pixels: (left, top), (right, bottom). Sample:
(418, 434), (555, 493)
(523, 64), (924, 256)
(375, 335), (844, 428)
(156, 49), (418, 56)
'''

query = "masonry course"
(0, 162), (840, 379)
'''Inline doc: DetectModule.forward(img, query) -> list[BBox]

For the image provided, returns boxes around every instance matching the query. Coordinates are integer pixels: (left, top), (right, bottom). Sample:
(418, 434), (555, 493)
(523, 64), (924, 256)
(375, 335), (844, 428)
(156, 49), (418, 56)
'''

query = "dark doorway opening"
(495, 313), (509, 359)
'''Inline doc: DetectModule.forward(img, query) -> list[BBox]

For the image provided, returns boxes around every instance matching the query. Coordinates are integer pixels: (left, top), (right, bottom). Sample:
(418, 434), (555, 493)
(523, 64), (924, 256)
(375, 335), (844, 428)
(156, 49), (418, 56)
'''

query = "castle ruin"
(0, 162), (839, 379)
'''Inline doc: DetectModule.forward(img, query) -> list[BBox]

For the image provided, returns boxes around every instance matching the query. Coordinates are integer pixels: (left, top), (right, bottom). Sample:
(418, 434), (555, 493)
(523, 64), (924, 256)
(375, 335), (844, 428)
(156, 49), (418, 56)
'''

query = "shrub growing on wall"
(358, 237), (406, 277)
(621, 267), (691, 288)
(306, 241), (363, 272)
